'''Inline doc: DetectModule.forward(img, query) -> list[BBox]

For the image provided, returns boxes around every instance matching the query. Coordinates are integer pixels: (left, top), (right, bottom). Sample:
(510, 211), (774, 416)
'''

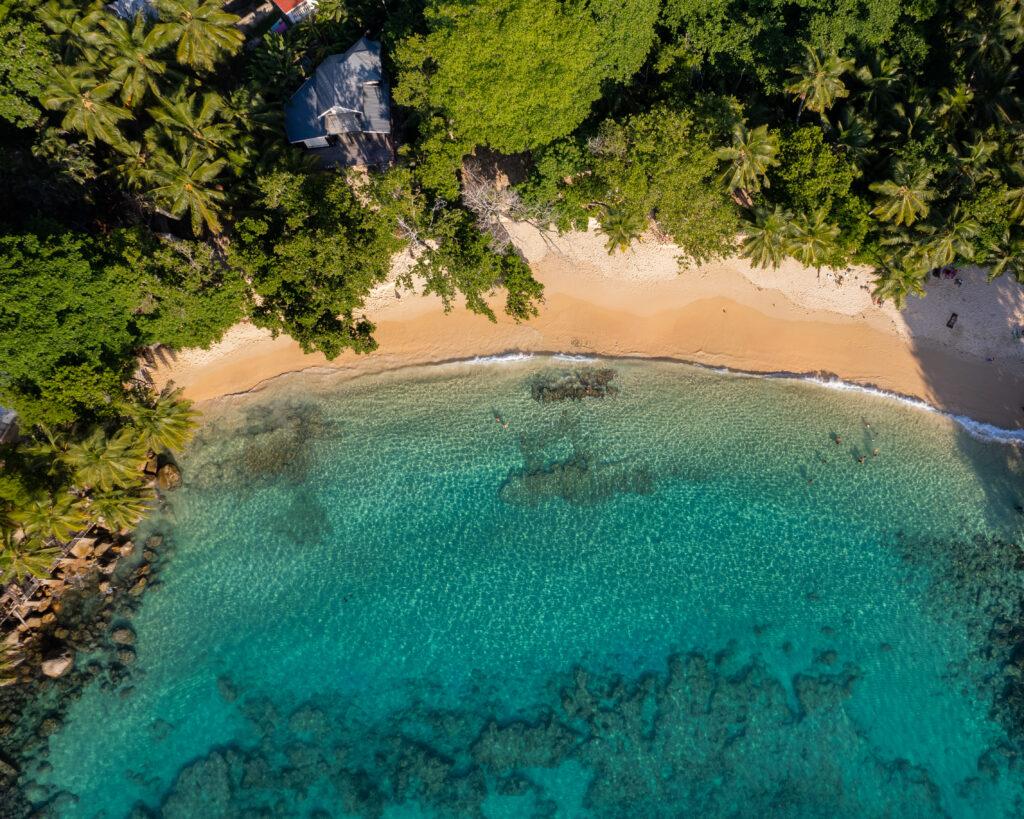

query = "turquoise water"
(30, 358), (1024, 817)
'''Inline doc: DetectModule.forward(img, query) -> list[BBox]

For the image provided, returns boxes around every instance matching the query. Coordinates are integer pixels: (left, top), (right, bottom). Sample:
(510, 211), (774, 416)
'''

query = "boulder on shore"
(156, 463), (182, 490)
(41, 652), (74, 679)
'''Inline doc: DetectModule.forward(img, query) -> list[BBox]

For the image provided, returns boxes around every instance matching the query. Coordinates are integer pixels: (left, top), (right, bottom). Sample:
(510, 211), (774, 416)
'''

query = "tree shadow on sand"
(901, 267), (1024, 525)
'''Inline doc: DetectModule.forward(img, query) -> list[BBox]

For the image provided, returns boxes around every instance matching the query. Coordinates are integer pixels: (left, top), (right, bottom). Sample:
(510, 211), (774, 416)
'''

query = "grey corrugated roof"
(362, 82), (390, 134)
(285, 37), (391, 144)
(284, 77), (322, 143)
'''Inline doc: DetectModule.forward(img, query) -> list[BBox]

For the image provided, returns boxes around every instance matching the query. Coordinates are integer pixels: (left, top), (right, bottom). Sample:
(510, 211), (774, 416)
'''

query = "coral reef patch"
(500, 411), (655, 506)
(530, 368), (619, 403)
(128, 648), (964, 817)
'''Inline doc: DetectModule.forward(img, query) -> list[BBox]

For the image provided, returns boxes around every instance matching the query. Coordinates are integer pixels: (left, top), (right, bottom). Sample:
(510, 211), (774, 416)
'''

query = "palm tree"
(0, 530), (61, 583)
(599, 205), (646, 254)
(936, 83), (976, 127)
(920, 210), (980, 269)
(148, 88), (238, 158)
(951, 136), (998, 184)
(869, 166), (935, 226)
(786, 45), (855, 117)
(789, 209), (840, 270)
(97, 13), (168, 107)
(741, 206), (795, 269)
(871, 265), (927, 308)
(62, 428), (145, 492)
(38, 0), (107, 61)
(884, 84), (933, 140)
(975, 64), (1019, 125)
(716, 123), (780, 201)
(114, 140), (151, 191)
(88, 489), (154, 534)
(958, 1), (1018, 72)
(129, 388), (199, 453)
(152, 0), (245, 71)
(42, 66), (131, 146)
(12, 495), (87, 543)
(854, 54), (903, 115)
(143, 143), (228, 235)
(1003, 164), (1024, 225)
(834, 108), (875, 168)
(988, 230), (1024, 282)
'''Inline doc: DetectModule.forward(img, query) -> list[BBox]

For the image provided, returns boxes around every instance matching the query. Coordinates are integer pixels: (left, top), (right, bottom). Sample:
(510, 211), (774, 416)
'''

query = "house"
(270, 0), (318, 31)
(284, 37), (394, 169)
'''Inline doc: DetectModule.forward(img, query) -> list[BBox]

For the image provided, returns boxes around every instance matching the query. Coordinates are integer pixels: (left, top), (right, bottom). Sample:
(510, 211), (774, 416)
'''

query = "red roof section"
(272, 0), (306, 14)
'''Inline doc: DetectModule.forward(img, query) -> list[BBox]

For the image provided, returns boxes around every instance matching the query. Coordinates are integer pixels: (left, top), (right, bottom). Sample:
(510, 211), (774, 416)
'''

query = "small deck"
(309, 133), (395, 170)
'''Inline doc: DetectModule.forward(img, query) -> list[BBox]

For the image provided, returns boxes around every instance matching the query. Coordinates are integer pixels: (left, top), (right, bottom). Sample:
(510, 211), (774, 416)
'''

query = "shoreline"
(152, 221), (1024, 430)
(189, 349), (1024, 445)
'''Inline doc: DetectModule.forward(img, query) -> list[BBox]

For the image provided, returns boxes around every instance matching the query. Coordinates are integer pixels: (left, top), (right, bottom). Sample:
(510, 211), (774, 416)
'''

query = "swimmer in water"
(494, 413), (509, 430)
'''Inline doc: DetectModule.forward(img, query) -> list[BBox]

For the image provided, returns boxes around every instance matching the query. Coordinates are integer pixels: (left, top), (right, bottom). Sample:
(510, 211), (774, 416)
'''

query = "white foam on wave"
(782, 374), (1024, 446)
(552, 353), (598, 362)
(464, 352), (535, 365)
(447, 351), (1023, 446)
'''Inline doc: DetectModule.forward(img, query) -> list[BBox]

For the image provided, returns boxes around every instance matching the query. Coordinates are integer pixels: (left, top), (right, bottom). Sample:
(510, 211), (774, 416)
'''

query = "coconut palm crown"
(152, 0), (245, 72)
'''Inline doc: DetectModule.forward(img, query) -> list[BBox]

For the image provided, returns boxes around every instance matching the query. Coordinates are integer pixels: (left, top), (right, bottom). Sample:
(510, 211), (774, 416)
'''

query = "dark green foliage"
(0, 231), (140, 427)
(773, 126), (867, 261)
(114, 230), (247, 350)
(394, 0), (658, 165)
(0, 228), (246, 428)
(521, 104), (738, 265)
(0, 21), (53, 127)
(231, 171), (401, 358)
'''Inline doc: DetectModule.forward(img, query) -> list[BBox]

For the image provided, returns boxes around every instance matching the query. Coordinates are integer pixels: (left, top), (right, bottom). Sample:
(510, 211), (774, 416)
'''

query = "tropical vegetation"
(1, 0), (1023, 581)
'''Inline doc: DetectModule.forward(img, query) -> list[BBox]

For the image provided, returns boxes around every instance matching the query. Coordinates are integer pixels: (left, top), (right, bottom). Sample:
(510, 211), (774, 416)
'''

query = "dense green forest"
(1, 0), (1022, 581)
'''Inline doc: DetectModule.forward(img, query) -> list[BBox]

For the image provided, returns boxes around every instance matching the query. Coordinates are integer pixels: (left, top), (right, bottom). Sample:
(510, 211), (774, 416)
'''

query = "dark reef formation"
(501, 409), (656, 506)
(127, 647), (963, 818)
(530, 369), (619, 403)
(892, 531), (1024, 758)
(186, 399), (341, 491)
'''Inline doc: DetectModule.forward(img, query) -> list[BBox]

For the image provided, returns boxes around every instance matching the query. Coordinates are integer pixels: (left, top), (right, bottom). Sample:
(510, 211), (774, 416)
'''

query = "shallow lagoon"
(31, 358), (1024, 817)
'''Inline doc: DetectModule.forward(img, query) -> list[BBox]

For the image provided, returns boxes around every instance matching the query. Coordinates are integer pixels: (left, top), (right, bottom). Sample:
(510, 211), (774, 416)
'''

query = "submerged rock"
(531, 368), (619, 403)
(160, 751), (232, 819)
(111, 628), (136, 646)
(217, 676), (237, 703)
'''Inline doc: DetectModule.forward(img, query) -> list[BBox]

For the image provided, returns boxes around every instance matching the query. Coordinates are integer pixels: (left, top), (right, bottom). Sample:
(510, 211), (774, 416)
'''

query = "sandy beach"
(151, 220), (1024, 429)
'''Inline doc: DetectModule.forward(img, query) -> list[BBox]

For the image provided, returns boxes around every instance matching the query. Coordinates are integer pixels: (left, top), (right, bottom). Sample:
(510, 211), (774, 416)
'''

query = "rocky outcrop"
(156, 463), (182, 491)
(40, 652), (73, 679)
